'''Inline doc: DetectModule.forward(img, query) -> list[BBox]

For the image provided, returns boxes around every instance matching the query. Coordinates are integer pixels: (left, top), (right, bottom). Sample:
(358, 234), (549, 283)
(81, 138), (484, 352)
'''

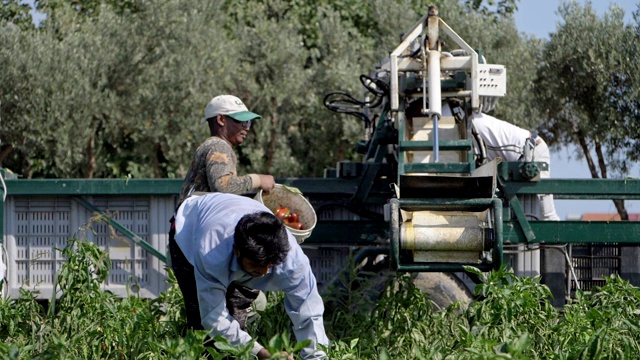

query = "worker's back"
(471, 112), (530, 163)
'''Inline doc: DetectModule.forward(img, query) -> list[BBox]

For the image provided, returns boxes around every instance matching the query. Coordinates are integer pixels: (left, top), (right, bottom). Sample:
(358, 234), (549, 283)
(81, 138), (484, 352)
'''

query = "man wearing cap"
(178, 94), (276, 203)
(170, 95), (276, 335)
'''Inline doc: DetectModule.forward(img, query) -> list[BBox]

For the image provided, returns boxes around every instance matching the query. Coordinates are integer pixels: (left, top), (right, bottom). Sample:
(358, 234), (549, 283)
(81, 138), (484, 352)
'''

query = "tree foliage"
(534, 1), (640, 218)
(0, 0), (547, 180)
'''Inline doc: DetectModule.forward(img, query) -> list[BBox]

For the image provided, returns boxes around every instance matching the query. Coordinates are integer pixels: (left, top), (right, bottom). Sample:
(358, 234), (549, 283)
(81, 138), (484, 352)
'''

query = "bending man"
(471, 111), (560, 221)
(171, 192), (329, 359)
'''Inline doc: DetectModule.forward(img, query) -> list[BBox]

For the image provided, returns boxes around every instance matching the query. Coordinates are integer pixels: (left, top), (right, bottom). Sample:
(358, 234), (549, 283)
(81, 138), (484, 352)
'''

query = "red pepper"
(289, 213), (298, 223)
(274, 206), (290, 220)
(286, 221), (304, 230)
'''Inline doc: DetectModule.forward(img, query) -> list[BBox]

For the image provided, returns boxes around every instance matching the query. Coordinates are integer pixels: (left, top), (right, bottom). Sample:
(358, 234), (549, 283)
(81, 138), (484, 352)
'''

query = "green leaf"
(281, 185), (303, 195)
(378, 347), (389, 360)
(213, 340), (240, 354)
(291, 339), (311, 352)
(350, 338), (359, 350)
(463, 265), (485, 281)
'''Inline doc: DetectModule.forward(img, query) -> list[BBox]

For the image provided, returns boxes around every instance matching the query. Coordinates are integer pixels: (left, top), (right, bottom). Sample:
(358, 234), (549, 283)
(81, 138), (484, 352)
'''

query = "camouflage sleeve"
(178, 137), (259, 205)
(204, 138), (256, 195)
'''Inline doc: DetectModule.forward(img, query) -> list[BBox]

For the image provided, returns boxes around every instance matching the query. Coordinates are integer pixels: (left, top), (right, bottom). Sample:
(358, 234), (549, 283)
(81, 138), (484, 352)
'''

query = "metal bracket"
(507, 195), (536, 243)
(72, 196), (167, 263)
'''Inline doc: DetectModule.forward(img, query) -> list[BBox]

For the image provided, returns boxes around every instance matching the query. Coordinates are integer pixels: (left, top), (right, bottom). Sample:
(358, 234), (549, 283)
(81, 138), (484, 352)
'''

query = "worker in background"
(178, 94), (275, 204)
(469, 109), (560, 221)
(172, 192), (329, 359)
(170, 95), (276, 333)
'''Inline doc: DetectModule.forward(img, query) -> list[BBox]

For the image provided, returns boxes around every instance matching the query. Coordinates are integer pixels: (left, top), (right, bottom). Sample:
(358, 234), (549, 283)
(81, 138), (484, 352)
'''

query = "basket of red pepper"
(255, 184), (317, 243)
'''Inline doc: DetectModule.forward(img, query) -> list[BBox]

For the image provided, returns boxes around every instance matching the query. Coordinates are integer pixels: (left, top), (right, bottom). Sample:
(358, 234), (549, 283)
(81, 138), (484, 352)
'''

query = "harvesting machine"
(2, 6), (640, 307)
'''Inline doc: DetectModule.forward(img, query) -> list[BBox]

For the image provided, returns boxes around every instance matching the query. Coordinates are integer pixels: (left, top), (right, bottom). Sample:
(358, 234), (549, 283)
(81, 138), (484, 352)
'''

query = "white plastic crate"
(3, 195), (175, 299)
(302, 246), (350, 289)
(507, 194), (541, 277)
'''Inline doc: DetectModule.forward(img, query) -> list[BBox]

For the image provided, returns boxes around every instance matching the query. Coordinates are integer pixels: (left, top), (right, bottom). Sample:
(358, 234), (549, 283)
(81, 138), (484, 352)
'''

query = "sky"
(514, 0), (640, 219)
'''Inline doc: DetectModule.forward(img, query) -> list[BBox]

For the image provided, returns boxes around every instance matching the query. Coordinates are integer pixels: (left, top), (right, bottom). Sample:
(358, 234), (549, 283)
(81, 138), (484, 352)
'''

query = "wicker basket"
(255, 184), (317, 243)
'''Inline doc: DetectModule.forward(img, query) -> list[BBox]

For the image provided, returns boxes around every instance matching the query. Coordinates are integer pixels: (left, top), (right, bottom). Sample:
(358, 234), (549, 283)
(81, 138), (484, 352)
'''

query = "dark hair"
(234, 211), (290, 266)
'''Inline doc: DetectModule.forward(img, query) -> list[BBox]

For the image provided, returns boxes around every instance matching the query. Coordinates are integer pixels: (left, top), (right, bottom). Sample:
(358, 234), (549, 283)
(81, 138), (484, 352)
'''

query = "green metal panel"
(4, 179), (183, 195)
(502, 179), (640, 199)
(274, 178), (366, 196)
(397, 110), (408, 179)
(302, 221), (388, 245)
(3, 177), (380, 198)
(396, 263), (494, 272)
(398, 139), (473, 151)
(504, 220), (640, 244)
(403, 163), (472, 174)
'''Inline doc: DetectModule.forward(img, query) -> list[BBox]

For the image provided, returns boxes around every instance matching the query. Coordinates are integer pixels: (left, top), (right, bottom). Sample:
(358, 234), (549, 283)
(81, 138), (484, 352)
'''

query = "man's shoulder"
(280, 244), (311, 273)
(197, 136), (231, 152)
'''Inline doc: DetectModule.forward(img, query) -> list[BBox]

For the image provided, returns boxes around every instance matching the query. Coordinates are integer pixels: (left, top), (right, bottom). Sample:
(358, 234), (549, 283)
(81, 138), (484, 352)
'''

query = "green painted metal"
(398, 139), (473, 151)
(503, 220), (640, 244)
(493, 198), (504, 267)
(72, 196), (167, 263)
(3, 174), (640, 271)
(396, 263), (494, 272)
(3, 177), (386, 198)
(507, 195), (536, 243)
(4, 178), (183, 195)
(351, 110), (395, 204)
(397, 110), (408, 180)
(501, 179), (640, 199)
(497, 161), (549, 182)
(275, 178), (368, 196)
(302, 221), (388, 245)
(351, 163), (384, 205)
(403, 163), (472, 174)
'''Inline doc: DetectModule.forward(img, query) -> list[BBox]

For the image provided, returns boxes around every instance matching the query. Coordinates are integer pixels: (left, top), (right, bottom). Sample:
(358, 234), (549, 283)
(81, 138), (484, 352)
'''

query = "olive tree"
(534, 2), (639, 219)
(0, 1), (242, 178)
(1, 0), (529, 179)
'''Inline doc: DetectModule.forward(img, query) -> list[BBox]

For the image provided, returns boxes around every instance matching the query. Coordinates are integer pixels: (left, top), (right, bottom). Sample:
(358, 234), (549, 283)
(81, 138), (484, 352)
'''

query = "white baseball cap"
(201, 95), (262, 124)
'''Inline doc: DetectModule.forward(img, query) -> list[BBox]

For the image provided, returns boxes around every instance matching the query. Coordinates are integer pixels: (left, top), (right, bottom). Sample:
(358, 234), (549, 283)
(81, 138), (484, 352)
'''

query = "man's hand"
(256, 348), (271, 359)
(259, 175), (276, 194)
(256, 348), (295, 360)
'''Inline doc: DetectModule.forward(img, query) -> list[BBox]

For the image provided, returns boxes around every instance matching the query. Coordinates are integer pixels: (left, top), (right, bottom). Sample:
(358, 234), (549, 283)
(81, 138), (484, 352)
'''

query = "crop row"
(1, 239), (640, 359)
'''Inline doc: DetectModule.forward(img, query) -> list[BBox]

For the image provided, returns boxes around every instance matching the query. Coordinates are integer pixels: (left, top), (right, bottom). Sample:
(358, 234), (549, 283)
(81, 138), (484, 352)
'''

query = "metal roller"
(414, 251), (481, 263)
(401, 211), (485, 251)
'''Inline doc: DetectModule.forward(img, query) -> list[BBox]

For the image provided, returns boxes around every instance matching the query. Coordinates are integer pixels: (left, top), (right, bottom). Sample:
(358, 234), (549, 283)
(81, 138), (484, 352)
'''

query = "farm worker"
(178, 94), (275, 203)
(460, 106), (560, 221)
(170, 192), (329, 359)
(171, 94), (276, 331)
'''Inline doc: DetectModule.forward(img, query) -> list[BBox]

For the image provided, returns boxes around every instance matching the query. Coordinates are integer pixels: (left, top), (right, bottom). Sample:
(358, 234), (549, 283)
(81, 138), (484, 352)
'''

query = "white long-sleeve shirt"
(174, 193), (328, 359)
(471, 112), (531, 162)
